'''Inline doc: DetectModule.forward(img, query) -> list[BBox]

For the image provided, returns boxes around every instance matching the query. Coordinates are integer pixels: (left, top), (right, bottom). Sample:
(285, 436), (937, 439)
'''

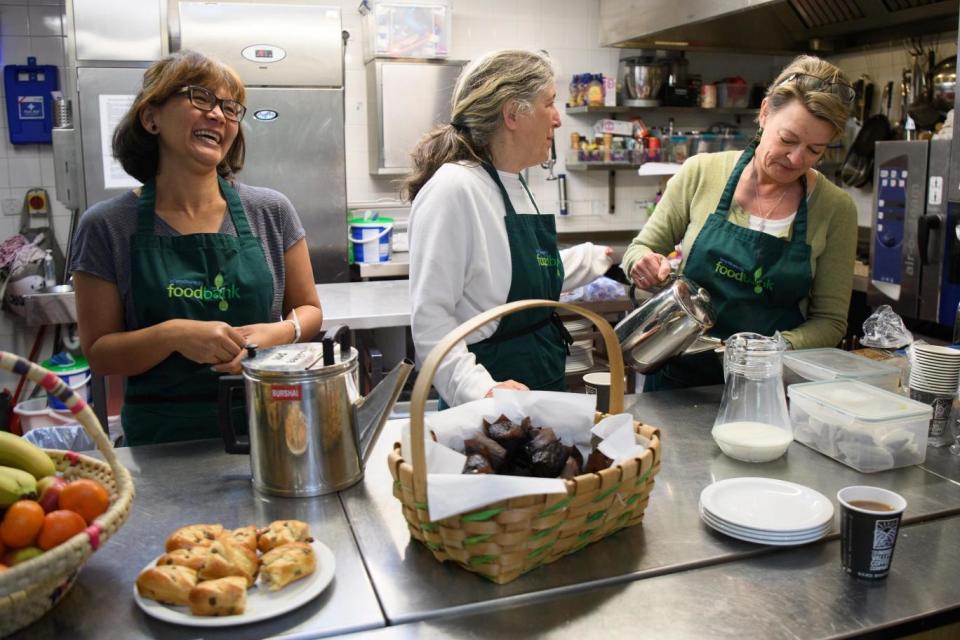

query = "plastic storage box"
(788, 380), (932, 473)
(360, 0), (451, 61)
(716, 81), (749, 108)
(783, 348), (901, 393)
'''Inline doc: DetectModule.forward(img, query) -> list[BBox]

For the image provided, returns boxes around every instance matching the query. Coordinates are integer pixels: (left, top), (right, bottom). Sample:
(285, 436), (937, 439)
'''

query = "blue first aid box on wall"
(4, 57), (58, 145)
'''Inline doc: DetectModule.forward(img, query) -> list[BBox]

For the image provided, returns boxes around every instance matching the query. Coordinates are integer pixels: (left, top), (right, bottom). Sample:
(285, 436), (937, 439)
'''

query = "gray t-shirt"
(69, 181), (305, 329)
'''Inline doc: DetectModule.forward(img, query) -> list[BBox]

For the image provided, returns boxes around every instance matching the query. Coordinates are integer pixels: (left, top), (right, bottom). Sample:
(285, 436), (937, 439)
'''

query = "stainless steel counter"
(12, 386), (960, 639)
(316, 280), (410, 330)
(337, 514), (960, 639)
(11, 440), (384, 640)
(339, 385), (960, 625)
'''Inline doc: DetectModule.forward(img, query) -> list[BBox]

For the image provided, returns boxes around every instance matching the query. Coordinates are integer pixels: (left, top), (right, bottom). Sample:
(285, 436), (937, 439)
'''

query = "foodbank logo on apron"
(535, 249), (562, 276)
(714, 259), (773, 295)
(167, 273), (240, 312)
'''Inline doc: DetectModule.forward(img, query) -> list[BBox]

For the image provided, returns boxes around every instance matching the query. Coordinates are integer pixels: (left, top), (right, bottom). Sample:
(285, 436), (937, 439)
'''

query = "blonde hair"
(401, 49), (557, 201)
(113, 50), (246, 183)
(763, 55), (852, 139)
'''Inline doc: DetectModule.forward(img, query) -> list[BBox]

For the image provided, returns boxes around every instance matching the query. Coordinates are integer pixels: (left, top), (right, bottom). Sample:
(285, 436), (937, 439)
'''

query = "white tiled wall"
(0, 0), (67, 386)
(340, 0), (790, 218)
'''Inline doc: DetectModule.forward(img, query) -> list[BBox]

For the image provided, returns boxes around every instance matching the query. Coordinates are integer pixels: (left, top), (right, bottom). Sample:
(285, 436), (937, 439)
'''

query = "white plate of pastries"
(133, 520), (336, 626)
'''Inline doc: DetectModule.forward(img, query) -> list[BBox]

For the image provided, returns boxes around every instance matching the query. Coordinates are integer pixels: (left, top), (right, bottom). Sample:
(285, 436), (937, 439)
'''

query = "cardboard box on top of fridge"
(360, 0), (452, 62)
(593, 119), (634, 137)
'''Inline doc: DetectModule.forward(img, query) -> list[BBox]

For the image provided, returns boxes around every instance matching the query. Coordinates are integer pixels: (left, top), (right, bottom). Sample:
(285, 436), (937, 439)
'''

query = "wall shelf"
(565, 105), (759, 117)
(567, 162), (643, 172)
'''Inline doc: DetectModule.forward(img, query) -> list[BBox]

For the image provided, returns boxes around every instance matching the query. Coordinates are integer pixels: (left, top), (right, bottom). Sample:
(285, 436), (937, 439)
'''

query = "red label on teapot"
(271, 385), (301, 401)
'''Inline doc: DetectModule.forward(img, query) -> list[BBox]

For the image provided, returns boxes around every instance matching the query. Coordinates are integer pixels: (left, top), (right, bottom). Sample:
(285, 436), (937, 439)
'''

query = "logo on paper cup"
(271, 385), (301, 401)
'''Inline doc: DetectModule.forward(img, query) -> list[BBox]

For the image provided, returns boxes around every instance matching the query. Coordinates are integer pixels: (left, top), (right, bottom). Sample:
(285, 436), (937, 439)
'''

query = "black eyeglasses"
(177, 85), (247, 122)
(777, 73), (856, 105)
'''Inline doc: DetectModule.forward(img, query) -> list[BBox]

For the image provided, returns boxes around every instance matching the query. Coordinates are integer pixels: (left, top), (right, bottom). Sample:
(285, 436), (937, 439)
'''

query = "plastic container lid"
(787, 380), (932, 422)
(783, 348), (898, 383)
(40, 352), (89, 375)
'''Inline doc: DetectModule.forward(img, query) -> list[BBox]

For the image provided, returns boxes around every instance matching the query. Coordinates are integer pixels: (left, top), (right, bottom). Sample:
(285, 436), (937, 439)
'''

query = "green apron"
(122, 176), (274, 445)
(446, 162), (568, 405)
(644, 140), (813, 391)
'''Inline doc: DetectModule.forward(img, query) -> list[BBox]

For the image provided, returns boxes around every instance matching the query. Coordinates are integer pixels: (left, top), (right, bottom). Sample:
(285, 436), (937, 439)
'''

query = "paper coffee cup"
(583, 372), (612, 414)
(837, 486), (907, 579)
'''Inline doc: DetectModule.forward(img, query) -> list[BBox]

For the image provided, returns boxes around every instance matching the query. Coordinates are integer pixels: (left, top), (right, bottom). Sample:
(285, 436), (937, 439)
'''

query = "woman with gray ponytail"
(405, 49), (612, 408)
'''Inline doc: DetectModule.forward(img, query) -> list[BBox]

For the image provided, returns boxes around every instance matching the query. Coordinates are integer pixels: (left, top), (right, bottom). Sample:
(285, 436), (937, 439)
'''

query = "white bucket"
(348, 217), (394, 264)
(13, 397), (75, 433)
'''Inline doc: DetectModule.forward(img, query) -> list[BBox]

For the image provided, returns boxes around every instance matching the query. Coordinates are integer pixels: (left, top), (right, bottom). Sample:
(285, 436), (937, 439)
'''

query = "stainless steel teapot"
(615, 274), (716, 373)
(219, 326), (413, 497)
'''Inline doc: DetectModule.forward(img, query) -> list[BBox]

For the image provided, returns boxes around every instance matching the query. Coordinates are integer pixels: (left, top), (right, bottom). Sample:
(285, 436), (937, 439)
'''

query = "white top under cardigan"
(409, 162), (614, 406)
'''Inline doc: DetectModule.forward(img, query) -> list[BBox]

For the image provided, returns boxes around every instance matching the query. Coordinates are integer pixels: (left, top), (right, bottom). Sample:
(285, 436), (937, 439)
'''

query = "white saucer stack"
(564, 318), (596, 373)
(909, 344), (960, 396)
(699, 477), (834, 546)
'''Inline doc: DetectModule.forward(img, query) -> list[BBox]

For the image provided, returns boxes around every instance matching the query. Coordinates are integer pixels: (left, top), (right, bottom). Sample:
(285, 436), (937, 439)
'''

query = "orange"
(0, 500), (45, 548)
(36, 510), (86, 551)
(0, 564), (7, 572)
(59, 479), (110, 525)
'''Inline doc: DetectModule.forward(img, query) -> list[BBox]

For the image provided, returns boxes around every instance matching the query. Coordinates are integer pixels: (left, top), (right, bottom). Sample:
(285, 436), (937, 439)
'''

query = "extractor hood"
(600, 0), (960, 53)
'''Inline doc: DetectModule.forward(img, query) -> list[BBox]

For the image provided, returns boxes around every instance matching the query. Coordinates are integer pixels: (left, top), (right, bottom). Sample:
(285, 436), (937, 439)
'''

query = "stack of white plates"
(699, 477), (834, 546)
(565, 337), (595, 373)
(563, 318), (594, 335)
(909, 344), (960, 395)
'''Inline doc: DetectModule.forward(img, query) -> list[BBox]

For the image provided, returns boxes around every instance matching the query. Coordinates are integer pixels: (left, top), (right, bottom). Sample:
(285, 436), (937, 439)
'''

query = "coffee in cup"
(837, 486), (907, 579)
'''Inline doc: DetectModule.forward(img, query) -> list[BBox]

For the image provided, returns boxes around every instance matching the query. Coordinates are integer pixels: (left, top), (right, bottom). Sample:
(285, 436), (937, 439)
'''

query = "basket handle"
(0, 352), (130, 500)
(409, 299), (625, 506)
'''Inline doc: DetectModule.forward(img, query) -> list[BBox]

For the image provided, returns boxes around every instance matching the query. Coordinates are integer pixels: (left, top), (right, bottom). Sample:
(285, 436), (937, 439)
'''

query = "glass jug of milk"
(712, 332), (793, 463)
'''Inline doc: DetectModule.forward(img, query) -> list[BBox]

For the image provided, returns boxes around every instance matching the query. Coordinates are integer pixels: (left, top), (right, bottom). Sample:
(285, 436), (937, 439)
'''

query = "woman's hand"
(484, 380), (529, 397)
(174, 320), (247, 365)
(210, 322), (296, 374)
(629, 253), (672, 289)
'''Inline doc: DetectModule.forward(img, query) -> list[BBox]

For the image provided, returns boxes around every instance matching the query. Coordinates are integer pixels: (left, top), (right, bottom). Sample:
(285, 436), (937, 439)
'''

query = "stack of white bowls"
(909, 344), (960, 396)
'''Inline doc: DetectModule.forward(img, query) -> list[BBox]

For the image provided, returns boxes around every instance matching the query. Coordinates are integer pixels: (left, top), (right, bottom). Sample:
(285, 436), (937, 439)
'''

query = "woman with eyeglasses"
(622, 55), (858, 391)
(69, 50), (322, 445)
(404, 49), (613, 408)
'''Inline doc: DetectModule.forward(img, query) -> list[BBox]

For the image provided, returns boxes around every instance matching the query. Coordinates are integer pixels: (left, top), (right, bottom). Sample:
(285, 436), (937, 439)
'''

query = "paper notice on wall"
(99, 95), (140, 190)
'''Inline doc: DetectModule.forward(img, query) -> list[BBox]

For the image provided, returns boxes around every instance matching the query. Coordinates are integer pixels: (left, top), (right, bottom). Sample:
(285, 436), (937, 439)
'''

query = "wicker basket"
(389, 300), (661, 584)
(0, 352), (135, 636)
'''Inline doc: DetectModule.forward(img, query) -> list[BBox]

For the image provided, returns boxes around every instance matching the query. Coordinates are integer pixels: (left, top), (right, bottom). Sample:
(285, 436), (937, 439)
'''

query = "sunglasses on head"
(777, 73), (856, 105)
(177, 85), (247, 122)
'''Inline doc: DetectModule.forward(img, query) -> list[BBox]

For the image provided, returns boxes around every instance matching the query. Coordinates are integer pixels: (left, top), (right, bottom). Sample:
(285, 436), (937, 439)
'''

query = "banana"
(0, 431), (56, 480)
(0, 464), (38, 507)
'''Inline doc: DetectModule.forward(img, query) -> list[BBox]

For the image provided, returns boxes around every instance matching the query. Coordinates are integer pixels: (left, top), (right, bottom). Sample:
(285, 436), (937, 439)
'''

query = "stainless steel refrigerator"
(63, 0), (348, 282)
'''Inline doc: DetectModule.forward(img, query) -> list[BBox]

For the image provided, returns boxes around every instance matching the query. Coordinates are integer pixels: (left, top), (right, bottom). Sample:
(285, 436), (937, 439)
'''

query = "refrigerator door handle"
(917, 214), (941, 265)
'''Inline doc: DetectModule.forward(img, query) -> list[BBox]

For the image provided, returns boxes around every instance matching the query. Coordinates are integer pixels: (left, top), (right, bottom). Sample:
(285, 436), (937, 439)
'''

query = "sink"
(23, 287), (76, 326)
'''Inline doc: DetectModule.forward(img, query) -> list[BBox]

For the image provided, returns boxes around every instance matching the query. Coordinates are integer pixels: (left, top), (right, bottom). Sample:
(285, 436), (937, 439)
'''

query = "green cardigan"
(621, 150), (858, 349)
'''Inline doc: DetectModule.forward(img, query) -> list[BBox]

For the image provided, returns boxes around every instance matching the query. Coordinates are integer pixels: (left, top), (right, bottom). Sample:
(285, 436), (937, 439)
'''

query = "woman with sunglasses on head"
(404, 49), (613, 408)
(622, 55), (857, 391)
(69, 50), (322, 445)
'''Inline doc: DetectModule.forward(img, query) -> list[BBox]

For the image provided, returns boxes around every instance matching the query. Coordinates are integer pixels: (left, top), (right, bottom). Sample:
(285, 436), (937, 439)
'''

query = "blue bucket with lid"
(348, 214), (394, 264)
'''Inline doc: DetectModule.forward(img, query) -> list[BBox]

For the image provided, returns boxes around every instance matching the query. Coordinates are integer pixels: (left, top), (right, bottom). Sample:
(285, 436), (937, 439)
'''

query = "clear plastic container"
(788, 380), (933, 472)
(783, 348), (901, 393)
(360, 0), (451, 61)
(716, 82), (749, 108)
(712, 332), (793, 463)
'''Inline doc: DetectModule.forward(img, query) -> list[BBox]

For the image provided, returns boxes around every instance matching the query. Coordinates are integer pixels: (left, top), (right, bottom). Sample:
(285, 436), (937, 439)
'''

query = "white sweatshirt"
(409, 162), (613, 406)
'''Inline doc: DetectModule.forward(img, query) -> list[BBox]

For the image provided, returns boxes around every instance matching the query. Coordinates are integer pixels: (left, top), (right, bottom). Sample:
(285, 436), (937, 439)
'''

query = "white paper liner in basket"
(0, 351), (135, 636)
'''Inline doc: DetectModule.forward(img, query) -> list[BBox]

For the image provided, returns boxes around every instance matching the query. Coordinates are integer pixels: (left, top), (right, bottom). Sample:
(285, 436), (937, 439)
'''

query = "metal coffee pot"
(219, 325), (413, 497)
(614, 274), (716, 373)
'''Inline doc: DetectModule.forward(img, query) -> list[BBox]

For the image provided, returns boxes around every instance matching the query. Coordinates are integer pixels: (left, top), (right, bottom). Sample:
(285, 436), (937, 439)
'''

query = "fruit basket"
(0, 352), (135, 636)
(389, 300), (661, 584)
